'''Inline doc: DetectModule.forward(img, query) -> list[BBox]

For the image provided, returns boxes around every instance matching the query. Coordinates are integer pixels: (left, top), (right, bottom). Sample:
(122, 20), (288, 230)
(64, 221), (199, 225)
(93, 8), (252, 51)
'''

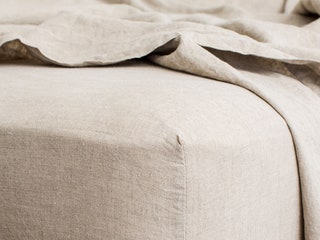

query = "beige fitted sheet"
(0, 61), (302, 240)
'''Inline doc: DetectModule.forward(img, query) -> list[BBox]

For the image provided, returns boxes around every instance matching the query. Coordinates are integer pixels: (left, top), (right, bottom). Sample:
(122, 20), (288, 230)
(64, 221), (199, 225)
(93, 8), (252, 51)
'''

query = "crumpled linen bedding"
(0, 0), (320, 239)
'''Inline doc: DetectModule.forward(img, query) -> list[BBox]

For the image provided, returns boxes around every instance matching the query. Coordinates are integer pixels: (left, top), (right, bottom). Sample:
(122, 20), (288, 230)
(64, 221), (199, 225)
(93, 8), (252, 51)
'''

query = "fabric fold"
(1, 1), (320, 239)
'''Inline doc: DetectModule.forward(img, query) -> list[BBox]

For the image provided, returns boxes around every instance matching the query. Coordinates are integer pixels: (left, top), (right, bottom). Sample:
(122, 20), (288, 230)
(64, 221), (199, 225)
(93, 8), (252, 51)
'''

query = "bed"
(1, 1), (320, 240)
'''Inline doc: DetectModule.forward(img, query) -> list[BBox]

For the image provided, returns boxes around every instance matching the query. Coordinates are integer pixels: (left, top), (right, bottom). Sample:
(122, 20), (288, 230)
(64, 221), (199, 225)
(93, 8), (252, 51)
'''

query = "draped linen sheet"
(0, 0), (320, 239)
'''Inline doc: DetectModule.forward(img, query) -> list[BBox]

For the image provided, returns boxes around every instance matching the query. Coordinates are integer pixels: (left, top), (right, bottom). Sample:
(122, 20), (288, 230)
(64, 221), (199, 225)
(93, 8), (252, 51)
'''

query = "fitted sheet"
(0, 61), (302, 240)
(1, 1), (320, 238)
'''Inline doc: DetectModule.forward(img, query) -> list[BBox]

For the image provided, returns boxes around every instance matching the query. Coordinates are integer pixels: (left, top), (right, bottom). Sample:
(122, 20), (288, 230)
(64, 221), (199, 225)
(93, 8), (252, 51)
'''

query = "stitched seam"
(177, 135), (187, 240)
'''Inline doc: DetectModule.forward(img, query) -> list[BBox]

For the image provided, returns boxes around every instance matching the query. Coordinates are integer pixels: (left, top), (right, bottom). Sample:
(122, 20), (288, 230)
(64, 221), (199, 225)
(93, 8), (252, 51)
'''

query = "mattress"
(0, 60), (302, 239)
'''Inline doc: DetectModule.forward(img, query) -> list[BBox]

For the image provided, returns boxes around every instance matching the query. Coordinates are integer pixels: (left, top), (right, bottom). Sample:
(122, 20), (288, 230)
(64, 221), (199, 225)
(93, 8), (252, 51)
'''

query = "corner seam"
(177, 134), (187, 240)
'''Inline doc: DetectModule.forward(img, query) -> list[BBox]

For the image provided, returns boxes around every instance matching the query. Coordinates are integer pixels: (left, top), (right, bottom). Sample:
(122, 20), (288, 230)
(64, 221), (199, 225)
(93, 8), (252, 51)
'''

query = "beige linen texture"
(1, 63), (302, 240)
(1, 0), (320, 239)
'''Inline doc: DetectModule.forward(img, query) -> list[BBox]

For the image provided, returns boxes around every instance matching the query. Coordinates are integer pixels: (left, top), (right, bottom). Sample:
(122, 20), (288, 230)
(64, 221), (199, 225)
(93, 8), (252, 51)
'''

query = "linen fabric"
(1, 61), (302, 240)
(1, 0), (320, 239)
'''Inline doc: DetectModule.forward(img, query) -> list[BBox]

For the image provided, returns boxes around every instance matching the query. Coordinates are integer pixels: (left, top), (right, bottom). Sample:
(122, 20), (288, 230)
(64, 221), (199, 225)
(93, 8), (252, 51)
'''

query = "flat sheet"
(0, 61), (302, 240)
(1, 1), (320, 239)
